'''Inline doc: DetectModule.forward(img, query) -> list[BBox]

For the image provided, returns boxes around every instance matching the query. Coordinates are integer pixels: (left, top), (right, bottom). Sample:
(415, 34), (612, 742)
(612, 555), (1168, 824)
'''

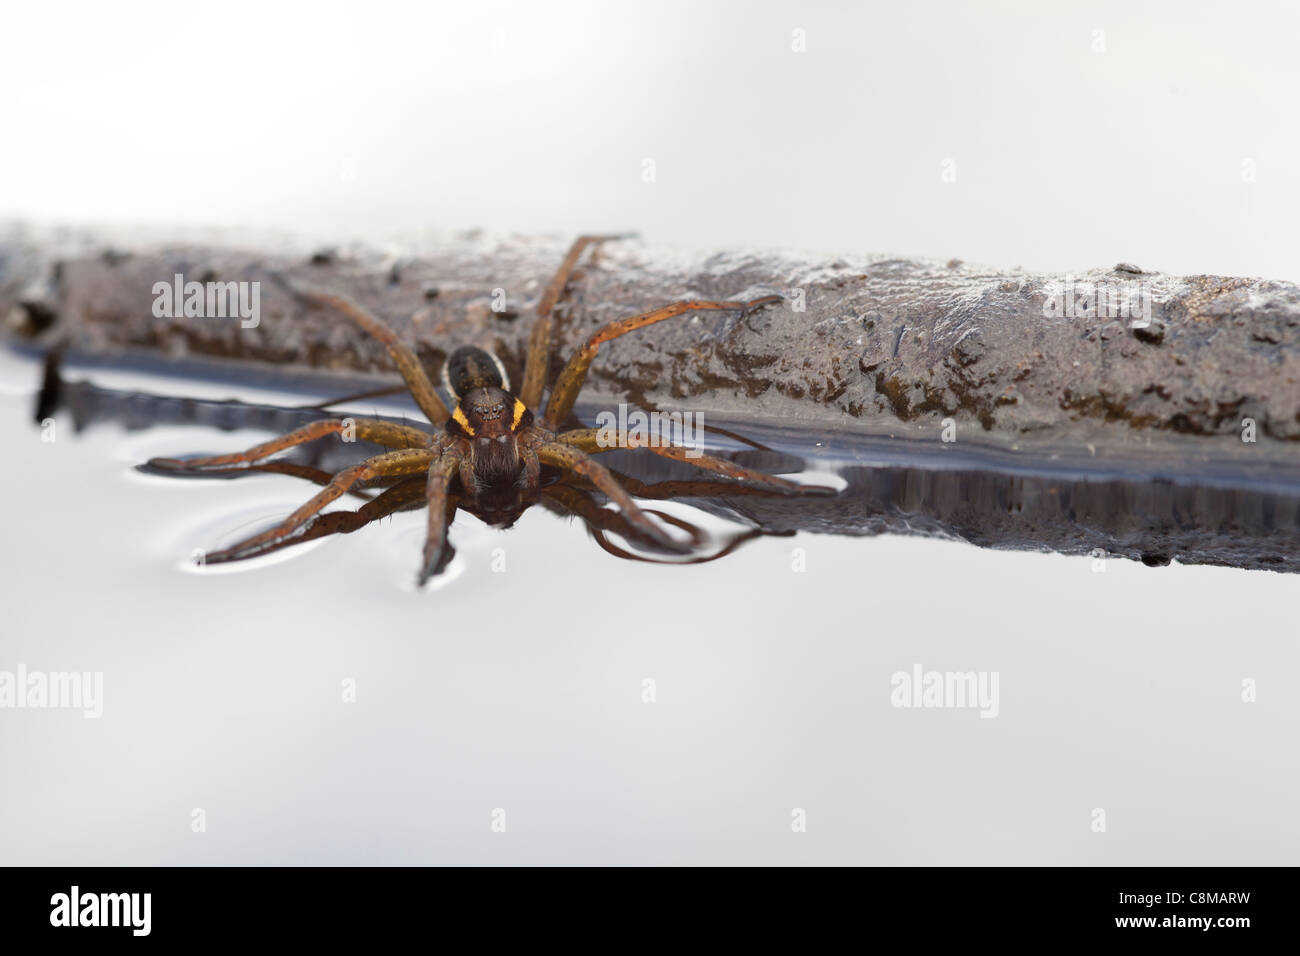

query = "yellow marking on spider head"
(452, 406), (476, 436)
(511, 399), (527, 430)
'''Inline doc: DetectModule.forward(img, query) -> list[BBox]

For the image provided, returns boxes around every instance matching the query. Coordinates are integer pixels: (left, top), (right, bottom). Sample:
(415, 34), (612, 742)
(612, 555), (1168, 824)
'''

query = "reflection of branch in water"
(34, 353), (1300, 575)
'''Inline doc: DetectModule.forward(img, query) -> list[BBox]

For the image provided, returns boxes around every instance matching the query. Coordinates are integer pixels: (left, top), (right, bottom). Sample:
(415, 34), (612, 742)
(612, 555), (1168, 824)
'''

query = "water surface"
(1, 347), (1296, 865)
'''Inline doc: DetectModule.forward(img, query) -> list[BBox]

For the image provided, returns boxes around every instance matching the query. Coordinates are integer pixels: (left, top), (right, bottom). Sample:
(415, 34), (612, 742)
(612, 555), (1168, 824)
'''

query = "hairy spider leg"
(201, 476), (431, 564)
(203, 448), (435, 563)
(591, 524), (777, 567)
(542, 484), (707, 550)
(226, 461), (378, 501)
(553, 427), (816, 494)
(418, 454), (464, 585)
(287, 285), (451, 425)
(148, 417), (433, 471)
(519, 234), (632, 409)
(563, 470), (809, 501)
(534, 442), (692, 556)
(543, 484), (782, 567)
(543, 296), (782, 426)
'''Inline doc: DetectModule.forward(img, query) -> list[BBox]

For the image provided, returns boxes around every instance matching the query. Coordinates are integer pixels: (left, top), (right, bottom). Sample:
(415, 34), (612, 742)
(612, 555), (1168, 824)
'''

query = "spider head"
(452, 386), (528, 441)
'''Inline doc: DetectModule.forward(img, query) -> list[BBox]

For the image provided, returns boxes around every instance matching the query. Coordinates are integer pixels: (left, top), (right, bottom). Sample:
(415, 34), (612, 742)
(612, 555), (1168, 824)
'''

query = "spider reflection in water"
(149, 235), (830, 584)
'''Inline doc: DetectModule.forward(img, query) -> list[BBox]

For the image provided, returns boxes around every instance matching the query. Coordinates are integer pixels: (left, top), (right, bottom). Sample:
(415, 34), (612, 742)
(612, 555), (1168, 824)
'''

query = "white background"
(1, 0), (1296, 865)
(3, 0), (1297, 279)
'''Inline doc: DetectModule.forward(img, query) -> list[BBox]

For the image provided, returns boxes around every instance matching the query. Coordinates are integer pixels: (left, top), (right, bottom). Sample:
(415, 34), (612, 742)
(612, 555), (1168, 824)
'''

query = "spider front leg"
(284, 284), (452, 425)
(419, 453), (464, 586)
(148, 417), (433, 471)
(520, 445), (542, 494)
(536, 442), (691, 555)
(519, 234), (632, 410)
(542, 295), (782, 426)
(202, 448), (435, 562)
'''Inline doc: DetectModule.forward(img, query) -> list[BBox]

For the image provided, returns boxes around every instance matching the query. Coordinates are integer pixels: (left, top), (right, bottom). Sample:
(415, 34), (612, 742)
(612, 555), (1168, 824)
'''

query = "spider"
(149, 235), (826, 584)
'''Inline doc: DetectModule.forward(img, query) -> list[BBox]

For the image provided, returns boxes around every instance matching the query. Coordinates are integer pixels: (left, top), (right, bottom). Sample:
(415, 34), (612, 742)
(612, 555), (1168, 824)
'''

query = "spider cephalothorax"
(150, 235), (827, 585)
(442, 345), (536, 487)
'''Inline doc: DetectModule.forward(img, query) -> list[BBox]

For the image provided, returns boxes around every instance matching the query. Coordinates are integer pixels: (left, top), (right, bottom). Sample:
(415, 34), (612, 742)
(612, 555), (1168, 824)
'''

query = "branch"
(4, 223), (1299, 464)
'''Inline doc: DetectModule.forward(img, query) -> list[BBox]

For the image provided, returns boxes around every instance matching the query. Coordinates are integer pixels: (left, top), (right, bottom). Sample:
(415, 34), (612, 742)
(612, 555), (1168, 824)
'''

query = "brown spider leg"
(620, 394), (779, 452)
(519, 234), (631, 409)
(566, 472), (800, 501)
(542, 484), (707, 549)
(285, 284), (451, 425)
(536, 442), (691, 555)
(240, 461), (378, 501)
(543, 295), (782, 426)
(591, 525), (787, 566)
(419, 453), (463, 585)
(202, 476), (430, 565)
(203, 448), (435, 563)
(546, 410), (776, 455)
(544, 484), (785, 566)
(552, 427), (821, 494)
(247, 461), (450, 501)
(148, 417), (433, 471)
(519, 442), (542, 493)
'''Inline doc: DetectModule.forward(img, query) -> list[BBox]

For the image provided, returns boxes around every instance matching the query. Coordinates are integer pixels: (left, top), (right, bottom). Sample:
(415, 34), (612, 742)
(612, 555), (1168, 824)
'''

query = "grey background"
(0, 0), (1296, 865)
